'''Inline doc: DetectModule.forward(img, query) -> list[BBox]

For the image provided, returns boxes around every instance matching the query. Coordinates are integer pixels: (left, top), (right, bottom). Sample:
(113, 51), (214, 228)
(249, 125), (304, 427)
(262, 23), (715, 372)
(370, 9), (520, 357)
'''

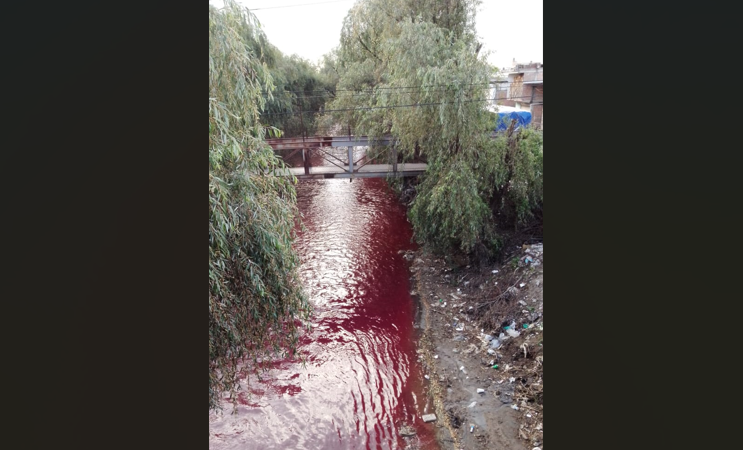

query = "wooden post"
(392, 144), (398, 174)
(303, 148), (310, 175)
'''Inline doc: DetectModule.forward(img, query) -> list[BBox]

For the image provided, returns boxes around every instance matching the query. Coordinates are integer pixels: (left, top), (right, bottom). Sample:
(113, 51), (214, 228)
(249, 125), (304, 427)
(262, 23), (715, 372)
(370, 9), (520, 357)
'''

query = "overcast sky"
(210, 0), (542, 70)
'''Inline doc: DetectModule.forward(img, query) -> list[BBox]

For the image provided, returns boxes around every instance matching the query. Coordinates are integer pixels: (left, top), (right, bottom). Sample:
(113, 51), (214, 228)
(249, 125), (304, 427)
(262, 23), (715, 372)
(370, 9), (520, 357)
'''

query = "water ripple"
(210, 177), (439, 450)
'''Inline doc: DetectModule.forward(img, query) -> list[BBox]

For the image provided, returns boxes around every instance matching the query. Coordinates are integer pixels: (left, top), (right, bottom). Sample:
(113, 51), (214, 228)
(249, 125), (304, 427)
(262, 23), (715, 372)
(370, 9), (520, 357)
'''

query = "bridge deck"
(276, 163), (426, 179)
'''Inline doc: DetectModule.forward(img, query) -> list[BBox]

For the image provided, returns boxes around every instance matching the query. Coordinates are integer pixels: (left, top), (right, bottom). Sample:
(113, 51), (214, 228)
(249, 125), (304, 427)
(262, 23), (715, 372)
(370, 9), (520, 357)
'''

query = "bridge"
(265, 135), (427, 180)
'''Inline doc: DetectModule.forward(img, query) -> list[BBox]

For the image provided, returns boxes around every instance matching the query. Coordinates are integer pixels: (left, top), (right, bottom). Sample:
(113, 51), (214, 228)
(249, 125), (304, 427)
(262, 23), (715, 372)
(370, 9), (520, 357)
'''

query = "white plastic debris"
(526, 414), (532, 418)
(518, 300), (527, 306)
(433, 355), (439, 359)
(459, 366), (465, 371)
(492, 270), (499, 274)
(477, 388), (485, 394)
(422, 414), (437, 423)
(489, 339), (501, 349)
(519, 283), (526, 288)
(510, 405), (519, 410)
(487, 348), (495, 355)
(468, 402), (476, 408)
(506, 328), (521, 338)
(509, 377), (516, 383)
(424, 375), (430, 380)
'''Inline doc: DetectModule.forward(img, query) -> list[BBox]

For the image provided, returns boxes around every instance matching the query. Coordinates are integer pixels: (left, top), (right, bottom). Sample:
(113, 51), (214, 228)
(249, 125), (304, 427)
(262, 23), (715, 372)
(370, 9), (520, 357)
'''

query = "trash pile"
(521, 243), (543, 267)
(408, 242), (544, 449)
(485, 244), (544, 449)
(472, 245), (545, 449)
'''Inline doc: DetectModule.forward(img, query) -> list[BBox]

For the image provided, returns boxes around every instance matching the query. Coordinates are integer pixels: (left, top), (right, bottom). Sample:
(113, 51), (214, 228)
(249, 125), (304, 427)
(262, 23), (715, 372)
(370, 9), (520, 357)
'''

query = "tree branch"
(356, 34), (383, 63)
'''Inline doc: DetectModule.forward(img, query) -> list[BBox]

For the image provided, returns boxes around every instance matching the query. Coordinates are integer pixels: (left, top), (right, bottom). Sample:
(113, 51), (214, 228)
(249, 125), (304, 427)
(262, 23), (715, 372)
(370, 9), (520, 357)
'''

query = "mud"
(407, 244), (544, 450)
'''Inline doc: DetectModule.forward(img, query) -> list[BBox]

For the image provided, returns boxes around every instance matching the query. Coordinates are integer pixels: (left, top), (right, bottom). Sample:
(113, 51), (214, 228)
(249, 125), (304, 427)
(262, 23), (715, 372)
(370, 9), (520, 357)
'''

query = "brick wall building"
(491, 61), (543, 129)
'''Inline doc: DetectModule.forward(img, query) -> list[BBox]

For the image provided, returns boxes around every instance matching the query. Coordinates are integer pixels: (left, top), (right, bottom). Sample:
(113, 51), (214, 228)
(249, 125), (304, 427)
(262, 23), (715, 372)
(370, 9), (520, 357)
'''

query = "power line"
(261, 95), (538, 117)
(334, 81), (503, 92)
(249, 0), (354, 11)
(282, 84), (540, 101)
(263, 80), (528, 97)
(266, 82), (479, 95)
(272, 87), (506, 101)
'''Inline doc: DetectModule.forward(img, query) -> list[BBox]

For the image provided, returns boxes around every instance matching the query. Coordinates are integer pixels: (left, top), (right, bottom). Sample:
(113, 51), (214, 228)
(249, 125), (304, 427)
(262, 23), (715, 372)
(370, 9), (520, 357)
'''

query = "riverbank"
(406, 243), (544, 450)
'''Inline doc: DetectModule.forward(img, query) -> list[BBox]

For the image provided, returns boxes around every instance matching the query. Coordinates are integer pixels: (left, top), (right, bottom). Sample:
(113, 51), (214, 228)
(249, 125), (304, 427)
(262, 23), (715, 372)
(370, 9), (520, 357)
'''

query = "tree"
(325, 0), (543, 257)
(260, 53), (335, 137)
(209, 0), (310, 411)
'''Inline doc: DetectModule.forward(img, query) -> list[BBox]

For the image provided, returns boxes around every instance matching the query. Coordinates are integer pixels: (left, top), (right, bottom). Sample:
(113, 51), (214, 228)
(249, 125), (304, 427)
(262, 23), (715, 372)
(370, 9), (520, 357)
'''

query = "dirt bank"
(405, 243), (544, 450)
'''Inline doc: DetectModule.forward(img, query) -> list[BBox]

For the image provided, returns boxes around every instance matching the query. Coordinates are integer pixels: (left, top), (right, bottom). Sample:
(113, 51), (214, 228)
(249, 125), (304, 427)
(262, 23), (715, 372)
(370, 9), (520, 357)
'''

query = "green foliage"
(410, 154), (492, 251)
(325, 0), (543, 256)
(215, 7), (333, 139)
(260, 53), (335, 137)
(501, 127), (543, 225)
(209, 0), (310, 411)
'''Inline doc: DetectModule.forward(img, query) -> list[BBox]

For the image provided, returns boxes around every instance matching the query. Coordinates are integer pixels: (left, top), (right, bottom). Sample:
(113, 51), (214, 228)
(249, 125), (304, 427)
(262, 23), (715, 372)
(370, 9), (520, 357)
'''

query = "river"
(209, 148), (439, 449)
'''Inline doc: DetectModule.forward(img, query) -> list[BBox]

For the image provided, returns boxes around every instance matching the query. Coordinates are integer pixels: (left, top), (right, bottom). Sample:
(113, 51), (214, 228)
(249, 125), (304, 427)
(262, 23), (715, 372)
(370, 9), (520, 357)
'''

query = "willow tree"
(209, 0), (310, 411)
(260, 53), (335, 137)
(326, 0), (543, 256)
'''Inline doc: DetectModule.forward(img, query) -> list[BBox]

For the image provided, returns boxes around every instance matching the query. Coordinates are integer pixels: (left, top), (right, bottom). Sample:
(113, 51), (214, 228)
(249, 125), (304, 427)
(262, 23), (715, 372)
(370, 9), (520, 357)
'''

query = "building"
(490, 60), (543, 129)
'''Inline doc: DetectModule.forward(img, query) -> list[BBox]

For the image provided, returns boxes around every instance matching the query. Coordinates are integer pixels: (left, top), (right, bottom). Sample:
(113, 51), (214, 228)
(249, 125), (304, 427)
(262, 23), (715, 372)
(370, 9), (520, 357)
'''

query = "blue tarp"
(495, 111), (532, 132)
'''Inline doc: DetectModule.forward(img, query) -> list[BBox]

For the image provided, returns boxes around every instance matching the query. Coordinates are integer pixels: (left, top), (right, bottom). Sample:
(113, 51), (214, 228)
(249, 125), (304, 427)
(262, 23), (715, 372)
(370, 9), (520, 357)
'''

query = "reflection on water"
(209, 156), (438, 449)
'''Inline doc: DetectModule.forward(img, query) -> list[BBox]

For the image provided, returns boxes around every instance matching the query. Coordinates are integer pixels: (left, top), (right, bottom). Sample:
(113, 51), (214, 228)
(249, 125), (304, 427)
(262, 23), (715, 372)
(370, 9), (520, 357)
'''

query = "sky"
(210, 0), (542, 70)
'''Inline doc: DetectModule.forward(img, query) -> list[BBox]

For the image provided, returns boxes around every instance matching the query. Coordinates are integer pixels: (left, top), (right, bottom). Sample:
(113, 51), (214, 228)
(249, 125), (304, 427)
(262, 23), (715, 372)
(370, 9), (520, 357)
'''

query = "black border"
(7, 2), (205, 448)
(543, 1), (716, 448)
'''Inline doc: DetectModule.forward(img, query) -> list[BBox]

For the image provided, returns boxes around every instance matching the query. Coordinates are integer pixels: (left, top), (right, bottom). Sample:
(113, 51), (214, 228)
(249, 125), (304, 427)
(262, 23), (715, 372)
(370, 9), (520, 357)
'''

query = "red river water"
(209, 149), (440, 449)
